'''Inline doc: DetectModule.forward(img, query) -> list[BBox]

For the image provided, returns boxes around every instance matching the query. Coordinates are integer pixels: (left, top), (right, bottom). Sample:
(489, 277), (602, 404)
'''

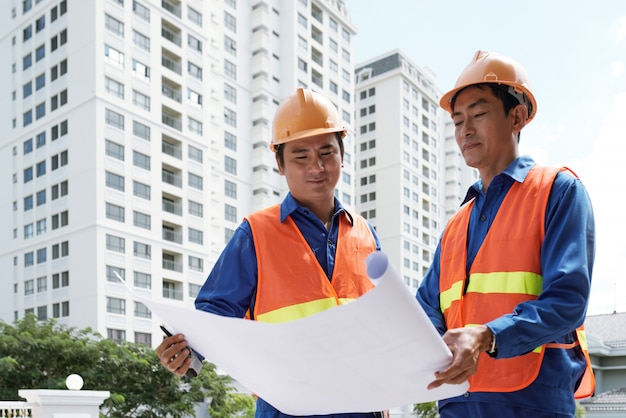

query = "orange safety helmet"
(440, 50), (537, 123)
(270, 87), (347, 152)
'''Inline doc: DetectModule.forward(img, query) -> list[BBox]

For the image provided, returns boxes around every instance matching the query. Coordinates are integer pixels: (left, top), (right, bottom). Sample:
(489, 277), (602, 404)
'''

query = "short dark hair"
(275, 132), (345, 166)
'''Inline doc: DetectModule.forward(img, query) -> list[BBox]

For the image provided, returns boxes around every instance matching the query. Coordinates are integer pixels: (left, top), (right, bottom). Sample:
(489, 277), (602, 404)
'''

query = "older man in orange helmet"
(417, 51), (595, 417)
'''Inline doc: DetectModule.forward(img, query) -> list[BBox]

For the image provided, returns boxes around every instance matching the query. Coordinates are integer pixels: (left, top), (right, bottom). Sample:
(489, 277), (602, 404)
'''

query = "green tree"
(0, 315), (255, 417)
(413, 401), (439, 418)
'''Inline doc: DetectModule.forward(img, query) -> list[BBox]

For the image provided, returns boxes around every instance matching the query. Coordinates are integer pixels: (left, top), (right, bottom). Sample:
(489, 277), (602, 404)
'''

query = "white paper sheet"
(118, 251), (468, 415)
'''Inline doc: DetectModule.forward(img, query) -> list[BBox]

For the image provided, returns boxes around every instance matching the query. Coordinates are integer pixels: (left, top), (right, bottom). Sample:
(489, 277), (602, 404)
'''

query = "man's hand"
(427, 325), (493, 390)
(155, 333), (192, 376)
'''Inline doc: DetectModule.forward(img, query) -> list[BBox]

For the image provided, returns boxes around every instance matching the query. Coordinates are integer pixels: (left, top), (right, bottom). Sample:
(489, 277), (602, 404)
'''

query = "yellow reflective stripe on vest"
(440, 281), (464, 313)
(577, 329), (589, 350)
(467, 272), (542, 296)
(255, 297), (338, 324)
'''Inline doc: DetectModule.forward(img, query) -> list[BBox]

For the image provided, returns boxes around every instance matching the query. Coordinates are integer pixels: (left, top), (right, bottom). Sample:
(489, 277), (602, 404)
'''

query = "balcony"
(162, 196), (182, 215)
(162, 226), (182, 244)
(161, 167), (182, 187)
(161, 48), (181, 75)
(161, 0), (181, 18)
(161, 20), (181, 47)
(162, 138), (182, 159)
(162, 106), (181, 131)
(162, 77), (182, 103)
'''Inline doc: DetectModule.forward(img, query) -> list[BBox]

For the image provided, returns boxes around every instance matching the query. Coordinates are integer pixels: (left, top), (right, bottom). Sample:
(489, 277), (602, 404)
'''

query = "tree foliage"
(413, 401), (439, 418)
(0, 315), (255, 417)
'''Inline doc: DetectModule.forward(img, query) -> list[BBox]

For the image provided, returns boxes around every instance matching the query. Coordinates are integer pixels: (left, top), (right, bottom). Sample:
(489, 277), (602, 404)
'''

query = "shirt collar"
(280, 192), (353, 225)
(461, 155), (536, 205)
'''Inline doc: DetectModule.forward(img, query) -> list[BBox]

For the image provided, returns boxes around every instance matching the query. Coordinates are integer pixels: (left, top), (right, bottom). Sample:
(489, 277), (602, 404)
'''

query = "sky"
(345, 0), (626, 315)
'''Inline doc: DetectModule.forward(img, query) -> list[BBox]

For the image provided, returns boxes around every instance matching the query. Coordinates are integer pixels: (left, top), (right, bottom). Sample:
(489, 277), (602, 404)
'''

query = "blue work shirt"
(417, 156), (595, 417)
(195, 192), (382, 418)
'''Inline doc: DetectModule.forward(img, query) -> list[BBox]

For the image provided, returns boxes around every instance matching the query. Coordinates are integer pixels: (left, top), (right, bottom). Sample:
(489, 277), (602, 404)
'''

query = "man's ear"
(511, 104), (528, 133)
(275, 153), (285, 176)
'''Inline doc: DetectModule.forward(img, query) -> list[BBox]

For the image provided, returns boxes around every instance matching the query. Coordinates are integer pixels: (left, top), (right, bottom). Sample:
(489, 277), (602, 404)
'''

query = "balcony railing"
(161, 170), (182, 187)
(162, 228), (182, 244)
(162, 141), (182, 158)
(162, 259), (183, 272)
(162, 199), (182, 215)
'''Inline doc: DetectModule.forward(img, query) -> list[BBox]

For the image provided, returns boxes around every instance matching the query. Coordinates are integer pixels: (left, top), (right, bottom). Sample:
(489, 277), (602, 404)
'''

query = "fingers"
(156, 334), (192, 376)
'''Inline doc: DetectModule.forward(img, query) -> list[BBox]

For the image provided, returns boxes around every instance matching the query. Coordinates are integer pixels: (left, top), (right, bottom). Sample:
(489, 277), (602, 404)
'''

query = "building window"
(107, 297), (126, 314)
(224, 156), (237, 175)
(133, 181), (150, 200)
(105, 77), (124, 98)
(132, 120), (150, 140)
(105, 139), (124, 160)
(133, 1), (150, 21)
(133, 151), (150, 170)
(189, 256), (203, 272)
(188, 61), (202, 80)
(188, 200), (203, 217)
(36, 190), (46, 206)
(224, 179), (237, 198)
(104, 44), (124, 68)
(25, 280), (34, 296)
(105, 171), (124, 191)
(188, 6), (202, 26)
(225, 204), (237, 222)
(134, 302), (151, 319)
(132, 90), (150, 110)
(133, 211), (151, 230)
(105, 108), (124, 129)
(188, 145), (203, 162)
(224, 60), (236, 80)
(224, 131), (237, 151)
(106, 234), (125, 253)
(133, 30), (150, 51)
(224, 108), (237, 127)
(107, 329), (126, 343)
(187, 34), (202, 52)
(188, 228), (203, 245)
(105, 14), (124, 37)
(106, 202), (125, 222)
(188, 173), (203, 190)
(223, 10), (236, 31)
(132, 59), (150, 79)
(24, 166), (33, 182)
(188, 117), (203, 135)
(133, 241), (151, 259)
(134, 271), (151, 289)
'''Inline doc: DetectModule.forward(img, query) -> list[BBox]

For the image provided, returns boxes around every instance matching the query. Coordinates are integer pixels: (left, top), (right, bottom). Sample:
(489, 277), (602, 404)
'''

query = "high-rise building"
(0, 0), (358, 345)
(354, 49), (450, 294)
(441, 118), (479, 220)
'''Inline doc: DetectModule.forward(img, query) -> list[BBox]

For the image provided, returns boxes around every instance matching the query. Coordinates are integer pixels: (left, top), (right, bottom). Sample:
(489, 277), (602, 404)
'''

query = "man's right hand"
(155, 333), (192, 376)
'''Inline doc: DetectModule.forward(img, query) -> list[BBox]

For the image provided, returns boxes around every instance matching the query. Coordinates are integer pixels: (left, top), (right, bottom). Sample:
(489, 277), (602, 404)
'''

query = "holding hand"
(427, 325), (493, 390)
(156, 333), (193, 377)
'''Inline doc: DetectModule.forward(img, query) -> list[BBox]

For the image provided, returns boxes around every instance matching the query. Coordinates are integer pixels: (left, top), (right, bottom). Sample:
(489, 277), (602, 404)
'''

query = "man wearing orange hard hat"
(156, 87), (387, 417)
(417, 51), (595, 417)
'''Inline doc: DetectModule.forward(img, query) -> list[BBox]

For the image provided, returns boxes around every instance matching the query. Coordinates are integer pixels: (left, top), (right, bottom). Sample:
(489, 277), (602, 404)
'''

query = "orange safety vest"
(247, 205), (377, 324)
(439, 165), (595, 398)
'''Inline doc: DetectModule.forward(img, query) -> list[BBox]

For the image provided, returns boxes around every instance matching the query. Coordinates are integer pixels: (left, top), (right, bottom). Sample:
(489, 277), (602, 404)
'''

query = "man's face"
(276, 132), (343, 207)
(452, 86), (519, 171)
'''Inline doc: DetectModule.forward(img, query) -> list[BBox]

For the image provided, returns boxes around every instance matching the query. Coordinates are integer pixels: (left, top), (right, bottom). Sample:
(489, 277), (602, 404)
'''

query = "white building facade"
(0, 0), (358, 344)
(354, 50), (447, 295)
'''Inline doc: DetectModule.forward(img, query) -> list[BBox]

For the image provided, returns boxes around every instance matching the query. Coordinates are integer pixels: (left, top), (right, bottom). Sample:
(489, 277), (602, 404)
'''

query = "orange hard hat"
(440, 50), (537, 123)
(270, 87), (346, 152)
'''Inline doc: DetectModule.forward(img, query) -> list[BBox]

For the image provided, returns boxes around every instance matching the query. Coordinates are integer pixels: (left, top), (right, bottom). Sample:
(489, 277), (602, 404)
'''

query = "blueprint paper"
(118, 252), (468, 415)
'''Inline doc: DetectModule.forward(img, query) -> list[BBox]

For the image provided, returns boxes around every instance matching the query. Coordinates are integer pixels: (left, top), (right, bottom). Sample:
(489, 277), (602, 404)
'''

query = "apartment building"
(0, 0), (359, 346)
(354, 50), (447, 294)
